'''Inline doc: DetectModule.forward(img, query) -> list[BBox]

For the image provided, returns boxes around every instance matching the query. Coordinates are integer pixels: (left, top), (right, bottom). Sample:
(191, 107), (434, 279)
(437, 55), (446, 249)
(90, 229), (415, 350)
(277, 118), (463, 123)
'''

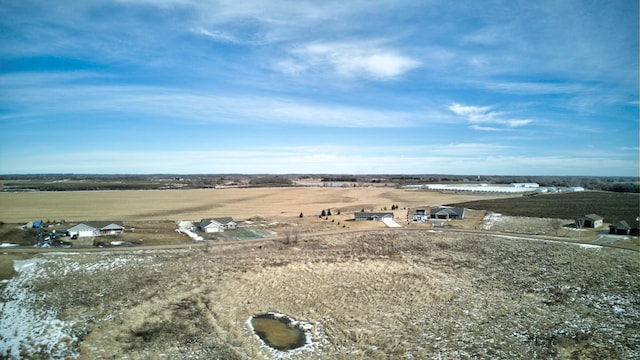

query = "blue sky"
(0, 0), (638, 176)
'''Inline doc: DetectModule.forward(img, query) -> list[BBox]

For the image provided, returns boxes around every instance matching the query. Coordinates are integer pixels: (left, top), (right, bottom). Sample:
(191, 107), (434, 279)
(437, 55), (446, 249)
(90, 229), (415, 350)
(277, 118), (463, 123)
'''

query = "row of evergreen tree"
(298, 205), (400, 218)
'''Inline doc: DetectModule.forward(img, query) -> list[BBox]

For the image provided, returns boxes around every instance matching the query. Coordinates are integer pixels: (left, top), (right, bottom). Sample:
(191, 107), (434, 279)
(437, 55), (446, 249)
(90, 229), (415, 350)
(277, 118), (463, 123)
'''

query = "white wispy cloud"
(449, 103), (533, 131)
(4, 146), (635, 176)
(617, 146), (640, 151)
(469, 125), (502, 132)
(190, 27), (246, 44)
(279, 41), (420, 81)
(1, 72), (430, 128)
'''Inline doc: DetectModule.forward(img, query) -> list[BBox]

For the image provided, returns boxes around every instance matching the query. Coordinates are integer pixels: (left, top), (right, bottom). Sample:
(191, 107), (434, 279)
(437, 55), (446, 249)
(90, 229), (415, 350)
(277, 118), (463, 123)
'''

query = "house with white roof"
(198, 217), (237, 233)
(67, 222), (125, 238)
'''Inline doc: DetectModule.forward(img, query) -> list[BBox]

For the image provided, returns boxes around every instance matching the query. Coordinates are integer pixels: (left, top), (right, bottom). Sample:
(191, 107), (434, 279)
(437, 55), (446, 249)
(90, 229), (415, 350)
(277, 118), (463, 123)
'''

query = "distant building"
(354, 212), (394, 221)
(198, 217), (237, 233)
(67, 222), (125, 238)
(576, 214), (603, 229)
(430, 207), (465, 220)
(508, 183), (540, 188)
(609, 221), (631, 235)
(412, 209), (429, 222)
(567, 187), (585, 192)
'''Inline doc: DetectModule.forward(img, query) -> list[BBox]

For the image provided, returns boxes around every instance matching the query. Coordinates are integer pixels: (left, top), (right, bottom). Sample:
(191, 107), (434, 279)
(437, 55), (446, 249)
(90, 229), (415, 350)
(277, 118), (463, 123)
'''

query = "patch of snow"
(577, 244), (602, 249)
(13, 258), (47, 272)
(0, 244), (18, 248)
(1, 254), (156, 359)
(382, 218), (401, 228)
(1, 258), (78, 359)
(481, 213), (502, 230)
(176, 222), (204, 241)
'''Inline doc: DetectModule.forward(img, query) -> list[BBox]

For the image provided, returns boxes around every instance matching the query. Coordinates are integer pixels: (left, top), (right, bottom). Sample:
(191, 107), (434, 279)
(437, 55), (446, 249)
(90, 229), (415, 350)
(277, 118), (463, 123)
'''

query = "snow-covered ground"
(480, 212), (503, 230)
(382, 218), (401, 228)
(0, 258), (79, 359)
(0, 253), (152, 359)
(176, 221), (204, 241)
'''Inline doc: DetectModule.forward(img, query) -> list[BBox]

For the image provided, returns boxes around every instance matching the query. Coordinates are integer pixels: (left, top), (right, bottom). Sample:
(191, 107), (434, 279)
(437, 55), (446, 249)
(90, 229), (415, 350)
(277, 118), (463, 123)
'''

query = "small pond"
(250, 313), (309, 351)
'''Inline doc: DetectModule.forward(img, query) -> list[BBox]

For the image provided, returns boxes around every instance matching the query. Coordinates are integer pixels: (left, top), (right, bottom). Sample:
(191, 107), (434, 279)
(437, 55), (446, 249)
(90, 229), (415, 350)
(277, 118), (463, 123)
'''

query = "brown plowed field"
(0, 187), (517, 223)
(450, 191), (639, 224)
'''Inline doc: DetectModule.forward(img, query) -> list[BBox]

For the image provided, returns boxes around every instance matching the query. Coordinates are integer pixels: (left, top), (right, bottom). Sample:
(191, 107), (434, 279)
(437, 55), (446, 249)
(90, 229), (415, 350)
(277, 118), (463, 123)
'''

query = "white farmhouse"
(198, 217), (237, 233)
(67, 222), (125, 238)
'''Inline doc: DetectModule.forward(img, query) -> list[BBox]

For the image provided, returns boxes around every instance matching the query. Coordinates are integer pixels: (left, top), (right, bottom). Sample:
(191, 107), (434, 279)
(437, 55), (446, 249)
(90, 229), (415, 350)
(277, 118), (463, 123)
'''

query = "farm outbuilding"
(198, 217), (237, 233)
(508, 183), (539, 188)
(609, 221), (631, 235)
(576, 214), (603, 229)
(354, 212), (394, 221)
(412, 209), (429, 222)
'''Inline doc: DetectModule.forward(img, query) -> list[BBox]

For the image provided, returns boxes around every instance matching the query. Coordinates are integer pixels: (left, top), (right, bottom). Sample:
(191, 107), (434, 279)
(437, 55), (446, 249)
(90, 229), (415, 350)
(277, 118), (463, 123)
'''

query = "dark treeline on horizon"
(0, 174), (638, 193)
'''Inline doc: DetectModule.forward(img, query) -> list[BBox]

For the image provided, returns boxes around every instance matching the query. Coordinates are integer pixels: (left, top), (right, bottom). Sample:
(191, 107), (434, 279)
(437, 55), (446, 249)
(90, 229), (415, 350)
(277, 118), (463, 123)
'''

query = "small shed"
(412, 209), (429, 222)
(576, 214), (603, 229)
(609, 221), (631, 235)
(97, 222), (125, 235)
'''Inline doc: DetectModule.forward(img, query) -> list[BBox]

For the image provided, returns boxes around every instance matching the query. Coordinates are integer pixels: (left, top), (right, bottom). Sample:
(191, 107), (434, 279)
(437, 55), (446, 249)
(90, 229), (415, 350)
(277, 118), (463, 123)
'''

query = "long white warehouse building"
(406, 183), (540, 193)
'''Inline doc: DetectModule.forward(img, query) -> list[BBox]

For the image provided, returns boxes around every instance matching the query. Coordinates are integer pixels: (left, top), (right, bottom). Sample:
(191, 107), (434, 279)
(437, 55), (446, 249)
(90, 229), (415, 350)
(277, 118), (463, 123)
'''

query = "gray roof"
(610, 220), (630, 230)
(68, 221), (124, 231)
(85, 221), (123, 228)
(212, 217), (235, 224)
(199, 217), (236, 227)
(430, 207), (464, 217)
(579, 214), (603, 221)
(354, 212), (393, 218)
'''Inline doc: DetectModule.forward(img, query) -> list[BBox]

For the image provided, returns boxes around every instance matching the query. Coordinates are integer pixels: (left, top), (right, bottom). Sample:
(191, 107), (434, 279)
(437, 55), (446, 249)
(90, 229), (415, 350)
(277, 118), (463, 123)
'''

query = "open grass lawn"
(450, 191), (640, 224)
(2, 230), (638, 359)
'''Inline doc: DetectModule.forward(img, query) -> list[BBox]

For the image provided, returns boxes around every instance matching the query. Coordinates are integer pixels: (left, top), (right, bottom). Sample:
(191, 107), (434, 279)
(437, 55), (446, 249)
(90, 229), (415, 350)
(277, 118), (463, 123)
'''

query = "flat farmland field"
(451, 191), (640, 223)
(0, 187), (516, 223)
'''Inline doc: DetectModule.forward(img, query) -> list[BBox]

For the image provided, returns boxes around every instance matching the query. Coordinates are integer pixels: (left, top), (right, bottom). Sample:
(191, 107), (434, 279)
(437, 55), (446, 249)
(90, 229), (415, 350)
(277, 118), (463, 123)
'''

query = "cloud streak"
(279, 41), (420, 81)
(3, 146), (635, 176)
(449, 103), (533, 131)
(1, 73), (434, 128)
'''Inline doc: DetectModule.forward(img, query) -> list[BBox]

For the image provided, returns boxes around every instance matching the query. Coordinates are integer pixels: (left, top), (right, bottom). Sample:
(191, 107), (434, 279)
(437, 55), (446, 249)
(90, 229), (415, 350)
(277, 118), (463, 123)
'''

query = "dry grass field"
(2, 230), (638, 359)
(0, 187), (515, 224)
